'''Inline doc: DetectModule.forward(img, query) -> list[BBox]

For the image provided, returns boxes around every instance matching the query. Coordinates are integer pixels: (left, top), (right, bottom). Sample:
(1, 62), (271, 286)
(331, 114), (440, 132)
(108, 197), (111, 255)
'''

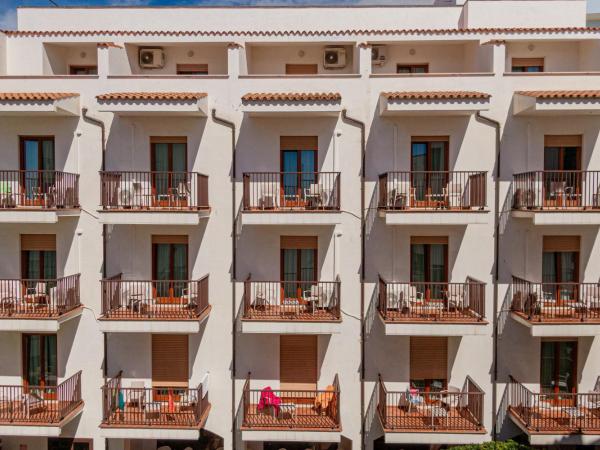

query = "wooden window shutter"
(280, 335), (317, 391)
(512, 57), (544, 67)
(411, 136), (449, 143)
(410, 236), (449, 245)
(410, 337), (448, 380)
(280, 236), (318, 249)
(544, 135), (582, 147)
(543, 236), (580, 252)
(150, 136), (187, 144)
(152, 334), (189, 387)
(151, 235), (189, 244)
(280, 136), (318, 151)
(20, 234), (56, 251)
(285, 64), (318, 75)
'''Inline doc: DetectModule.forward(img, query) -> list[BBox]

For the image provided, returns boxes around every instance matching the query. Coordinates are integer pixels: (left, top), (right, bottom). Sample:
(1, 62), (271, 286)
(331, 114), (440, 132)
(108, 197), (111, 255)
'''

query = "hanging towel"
(257, 387), (281, 415)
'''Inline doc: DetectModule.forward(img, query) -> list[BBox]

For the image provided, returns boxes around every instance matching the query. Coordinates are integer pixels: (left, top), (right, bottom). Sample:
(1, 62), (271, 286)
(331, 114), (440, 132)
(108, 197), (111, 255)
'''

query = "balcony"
(377, 277), (487, 336)
(99, 275), (210, 333)
(241, 172), (341, 226)
(0, 371), (83, 437)
(378, 171), (488, 225)
(0, 170), (80, 223)
(507, 376), (600, 445)
(512, 171), (600, 225)
(0, 275), (82, 332)
(100, 372), (210, 440)
(377, 376), (485, 444)
(510, 276), (600, 336)
(241, 278), (341, 334)
(99, 171), (210, 225)
(240, 373), (341, 442)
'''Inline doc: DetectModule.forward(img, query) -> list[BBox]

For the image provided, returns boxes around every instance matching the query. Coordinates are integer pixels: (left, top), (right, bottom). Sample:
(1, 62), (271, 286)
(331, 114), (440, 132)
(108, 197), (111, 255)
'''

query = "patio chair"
(305, 183), (324, 209)
(444, 183), (463, 209)
(170, 180), (190, 207)
(549, 181), (567, 207)
(404, 388), (425, 413)
(24, 282), (47, 312)
(128, 381), (146, 409)
(385, 289), (401, 312)
(593, 185), (600, 209)
(141, 389), (161, 421)
(0, 283), (17, 315)
(22, 389), (45, 418)
(399, 285), (423, 314)
(181, 284), (198, 309)
(0, 182), (15, 208)
(448, 286), (465, 312)
(253, 286), (269, 309)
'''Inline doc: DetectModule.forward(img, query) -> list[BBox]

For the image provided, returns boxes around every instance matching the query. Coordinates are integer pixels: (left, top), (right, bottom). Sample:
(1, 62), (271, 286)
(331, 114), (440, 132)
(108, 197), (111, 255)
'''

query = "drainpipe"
(82, 107), (109, 384)
(342, 108), (366, 450)
(476, 111), (501, 440)
(211, 108), (237, 448)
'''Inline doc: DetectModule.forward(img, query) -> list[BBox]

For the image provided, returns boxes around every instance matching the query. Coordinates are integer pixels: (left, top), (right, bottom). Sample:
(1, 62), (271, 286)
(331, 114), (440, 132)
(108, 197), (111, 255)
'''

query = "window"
(176, 64), (208, 75)
(48, 438), (92, 450)
(397, 63), (429, 74)
(410, 337), (448, 394)
(152, 334), (189, 390)
(23, 334), (57, 395)
(280, 236), (318, 301)
(540, 341), (577, 396)
(68, 65), (97, 75)
(21, 234), (57, 294)
(411, 138), (449, 207)
(280, 136), (318, 207)
(150, 137), (187, 207)
(543, 135), (582, 207)
(410, 237), (448, 301)
(152, 235), (188, 302)
(280, 335), (318, 391)
(511, 57), (544, 72)
(542, 236), (580, 302)
(285, 64), (318, 75)
(19, 136), (55, 204)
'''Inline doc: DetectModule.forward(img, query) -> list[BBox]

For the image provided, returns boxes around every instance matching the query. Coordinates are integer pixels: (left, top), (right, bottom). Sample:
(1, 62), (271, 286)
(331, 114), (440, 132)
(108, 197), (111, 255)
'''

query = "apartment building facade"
(0, 1), (599, 449)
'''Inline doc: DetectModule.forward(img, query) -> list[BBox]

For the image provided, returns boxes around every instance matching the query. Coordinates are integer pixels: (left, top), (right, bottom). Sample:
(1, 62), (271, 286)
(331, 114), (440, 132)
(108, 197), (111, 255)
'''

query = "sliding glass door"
(543, 140), (581, 207)
(20, 137), (55, 205)
(411, 140), (447, 207)
(153, 243), (188, 301)
(541, 341), (577, 397)
(542, 251), (578, 302)
(151, 141), (187, 206)
(281, 150), (317, 207)
(411, 243), (447, 301)
(23, 334), (57, 397)
(281, 248), (317, 301)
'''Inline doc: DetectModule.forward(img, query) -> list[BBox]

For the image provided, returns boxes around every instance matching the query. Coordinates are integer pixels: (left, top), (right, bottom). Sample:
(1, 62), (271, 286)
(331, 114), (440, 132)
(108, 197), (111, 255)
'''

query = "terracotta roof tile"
(3, 27), (599, 38)
(515, 90), (600, 99)
(242, 92), (341, 102)
(0, 92), (79, 101)
(96, 92), (207, 101)
(97, 42), (123, 49)
(383, 91), (491, 100)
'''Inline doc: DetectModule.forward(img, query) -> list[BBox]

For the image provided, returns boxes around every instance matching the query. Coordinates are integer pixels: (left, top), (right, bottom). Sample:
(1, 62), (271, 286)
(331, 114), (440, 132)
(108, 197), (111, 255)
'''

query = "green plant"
(447, 440), (531, 450)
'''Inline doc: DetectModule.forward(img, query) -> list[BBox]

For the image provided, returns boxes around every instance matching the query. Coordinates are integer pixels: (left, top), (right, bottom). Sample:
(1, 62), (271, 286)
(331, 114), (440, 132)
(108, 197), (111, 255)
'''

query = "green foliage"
(447, 440), (531, 450)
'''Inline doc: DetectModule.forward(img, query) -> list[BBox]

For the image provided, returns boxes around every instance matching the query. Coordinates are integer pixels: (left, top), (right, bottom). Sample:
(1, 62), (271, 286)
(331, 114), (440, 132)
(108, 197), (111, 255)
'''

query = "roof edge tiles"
(382, 91), (491, 100)
(96, 92), (207, 101)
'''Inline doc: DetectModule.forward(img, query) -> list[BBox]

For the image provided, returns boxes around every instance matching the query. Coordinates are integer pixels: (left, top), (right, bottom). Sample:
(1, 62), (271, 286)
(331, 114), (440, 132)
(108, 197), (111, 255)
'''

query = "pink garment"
(257, 387), (281, 415)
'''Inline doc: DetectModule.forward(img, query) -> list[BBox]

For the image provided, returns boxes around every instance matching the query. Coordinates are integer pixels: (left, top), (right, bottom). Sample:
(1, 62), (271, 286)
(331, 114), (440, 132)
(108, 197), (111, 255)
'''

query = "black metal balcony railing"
(100, 171), (209, 211)
(243, 172), (340, 211)
(0, 371), (82, 424)
(101, 275), (210, 320)
(508, 376), (600, 433)
(243, 277), (341, 321)
(379, 171), (487, 210)
(378, 276), (485, 322)
(242, 372), (340, 430)
(511, 276), (600, 322)
(513, 171), (600, 210)
(0, 170), (79, 209)
(0, 274), (81, 318)
(102, 372), (209, 428)
(378, 375), (484, 432)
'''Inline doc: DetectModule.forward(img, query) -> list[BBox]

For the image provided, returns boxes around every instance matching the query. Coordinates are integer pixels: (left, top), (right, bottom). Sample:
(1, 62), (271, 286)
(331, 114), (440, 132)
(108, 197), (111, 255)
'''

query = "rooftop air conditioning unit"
(372, 45), (387, 66)
(139, 48), (165, 69)
(323, 47), (347, 69)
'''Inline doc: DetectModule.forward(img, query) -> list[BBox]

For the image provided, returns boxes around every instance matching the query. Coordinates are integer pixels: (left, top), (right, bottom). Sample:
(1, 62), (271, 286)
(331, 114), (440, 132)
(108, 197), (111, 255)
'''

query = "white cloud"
(0, 7), (17, 30)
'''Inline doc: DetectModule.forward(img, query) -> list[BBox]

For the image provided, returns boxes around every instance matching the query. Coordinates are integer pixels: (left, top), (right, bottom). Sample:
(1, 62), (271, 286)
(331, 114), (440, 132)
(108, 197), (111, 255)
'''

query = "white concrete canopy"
(511, 312), (600, 336)
(241, 429), (341, 442)
(240, 211), (342, 226)
(0, 209), (81, 224)
(511, 210), (600, 225)
(0, 94), (80, 116)
(380, 317), (489, 336)
(99, 316), (209, 333)
(240, 319), (342, 334)
(381, 210), (489, 225)
(513, 91), (600, 116)
(96, 93), (208, 116)
(383, 431), (488, 445)
(241, 93), (342, 117)
(379, 92), (491, 116)
(100, 426), (201, 440)
(0, 308), (83, 332)
(98, 210), (210, 225)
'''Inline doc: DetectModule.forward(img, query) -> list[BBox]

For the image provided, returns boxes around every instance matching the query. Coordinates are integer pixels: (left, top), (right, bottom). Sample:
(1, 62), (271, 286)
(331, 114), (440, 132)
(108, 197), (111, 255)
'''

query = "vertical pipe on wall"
(211, 108), (237, 449)
(476, 111), (501, 440)
(341, 109), (366, 450)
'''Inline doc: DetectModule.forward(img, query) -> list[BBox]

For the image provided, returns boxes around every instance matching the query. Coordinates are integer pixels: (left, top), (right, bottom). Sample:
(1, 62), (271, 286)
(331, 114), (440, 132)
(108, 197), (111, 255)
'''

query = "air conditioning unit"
(372, 45), (387, 66)
(139, 48), (165, 69)
(323, 47), (347, 69)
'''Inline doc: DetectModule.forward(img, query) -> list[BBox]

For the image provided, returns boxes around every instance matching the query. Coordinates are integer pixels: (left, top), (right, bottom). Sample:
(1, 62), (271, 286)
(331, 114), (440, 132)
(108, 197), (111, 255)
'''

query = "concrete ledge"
(384, 431), (488, 445)
(100, 426), (201, 440)
(241, 212), (341, 226)
(511, 210), (600, 225)
(98, 210), (209, 225)
(381, 317), (488, 336)
(509, 411), (600, 445)
(511, 312), (600, 337)
(0, 209), (80, 223)
(241, 320), (342, 334)
(382, 210), (488, 225)
(99, 318), (207, 333)
(241, 429), (340, 442)
(0, 424), (62, 437)
(0, 307), (83, 332)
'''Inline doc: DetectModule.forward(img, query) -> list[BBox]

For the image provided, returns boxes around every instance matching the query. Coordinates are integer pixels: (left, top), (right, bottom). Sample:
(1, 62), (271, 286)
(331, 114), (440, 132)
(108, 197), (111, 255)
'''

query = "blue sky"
(1, 0), (599, 30)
